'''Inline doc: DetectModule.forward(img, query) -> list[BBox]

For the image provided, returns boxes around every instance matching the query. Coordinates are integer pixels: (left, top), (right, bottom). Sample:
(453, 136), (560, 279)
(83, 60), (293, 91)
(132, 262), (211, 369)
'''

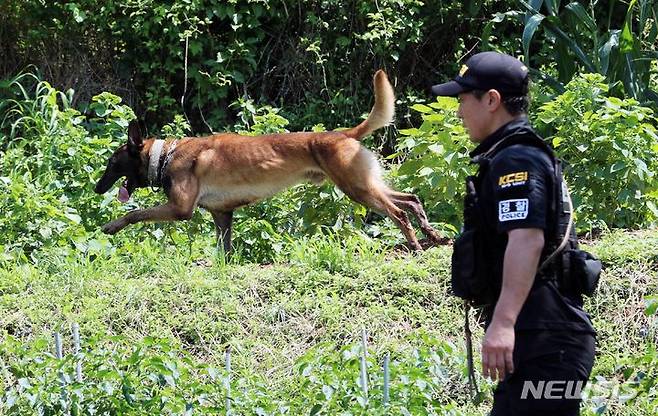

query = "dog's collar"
(148, 140), (165, 185)
(148, 139), (178, 187)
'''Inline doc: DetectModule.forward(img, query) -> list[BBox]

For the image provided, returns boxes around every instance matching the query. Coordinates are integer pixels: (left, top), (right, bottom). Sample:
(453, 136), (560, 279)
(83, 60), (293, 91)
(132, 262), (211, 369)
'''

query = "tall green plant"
(482, 1), (658, 104)
(516, 0), (658, 104)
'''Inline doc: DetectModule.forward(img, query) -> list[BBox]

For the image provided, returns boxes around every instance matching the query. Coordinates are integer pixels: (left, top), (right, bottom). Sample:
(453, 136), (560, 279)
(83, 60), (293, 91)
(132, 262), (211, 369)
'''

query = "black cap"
(431, 51), (529, 97)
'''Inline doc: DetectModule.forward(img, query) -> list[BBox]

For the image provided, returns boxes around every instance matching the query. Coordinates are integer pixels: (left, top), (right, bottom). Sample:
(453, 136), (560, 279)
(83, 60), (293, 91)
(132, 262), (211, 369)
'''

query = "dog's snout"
(94, 172), (115, 195)
(94, 180), (105, 194)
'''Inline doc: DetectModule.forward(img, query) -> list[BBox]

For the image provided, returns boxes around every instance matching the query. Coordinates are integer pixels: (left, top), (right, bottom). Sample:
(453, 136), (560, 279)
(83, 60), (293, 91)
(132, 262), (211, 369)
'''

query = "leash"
(538, 181), (574, 273)
(464, 301), (480, 400)
(181, 33), (192, 129)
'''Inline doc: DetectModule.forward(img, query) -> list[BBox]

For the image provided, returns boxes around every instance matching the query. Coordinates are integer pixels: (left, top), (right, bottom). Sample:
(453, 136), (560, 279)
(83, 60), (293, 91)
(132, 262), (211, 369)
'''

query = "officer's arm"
(493, 228), (544, 326)
(482, 227), (544, 381)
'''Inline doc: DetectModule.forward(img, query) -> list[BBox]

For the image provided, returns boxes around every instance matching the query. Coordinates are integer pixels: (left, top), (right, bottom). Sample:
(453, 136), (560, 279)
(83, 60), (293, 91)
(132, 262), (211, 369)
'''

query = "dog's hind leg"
(322, 176), (423, 250)
(210, 210), (233, 255)
(387, 191), (441, 243)
(332, 181), (423, 250)
(317, 142), (423, 250)
(356, 188), (423, 251)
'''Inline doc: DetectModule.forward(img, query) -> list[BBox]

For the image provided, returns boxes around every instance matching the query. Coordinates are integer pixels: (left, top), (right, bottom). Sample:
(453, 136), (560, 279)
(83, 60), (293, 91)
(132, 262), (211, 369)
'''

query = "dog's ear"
(127, 120), (143, 156)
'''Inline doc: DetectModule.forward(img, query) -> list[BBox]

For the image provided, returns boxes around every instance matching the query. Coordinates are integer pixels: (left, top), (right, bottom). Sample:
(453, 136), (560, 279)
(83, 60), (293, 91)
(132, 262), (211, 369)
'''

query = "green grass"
(1, 234), (461, 374)
(1, 229), (657, 414)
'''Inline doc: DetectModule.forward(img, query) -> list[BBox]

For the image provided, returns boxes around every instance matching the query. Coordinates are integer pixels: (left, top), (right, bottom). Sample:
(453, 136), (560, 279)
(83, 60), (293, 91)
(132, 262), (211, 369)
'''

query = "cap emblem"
(459, 64), (469, 77)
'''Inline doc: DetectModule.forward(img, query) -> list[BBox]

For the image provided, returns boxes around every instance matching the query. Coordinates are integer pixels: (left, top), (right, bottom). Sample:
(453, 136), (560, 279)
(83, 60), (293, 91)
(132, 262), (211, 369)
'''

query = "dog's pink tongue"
(118, 186), (130, 203)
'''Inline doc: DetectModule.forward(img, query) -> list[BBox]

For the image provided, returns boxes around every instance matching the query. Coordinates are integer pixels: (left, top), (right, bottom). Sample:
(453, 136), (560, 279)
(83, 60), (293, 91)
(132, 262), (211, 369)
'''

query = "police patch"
(498, 171), (528, 188)
(499, 199), (529, 222)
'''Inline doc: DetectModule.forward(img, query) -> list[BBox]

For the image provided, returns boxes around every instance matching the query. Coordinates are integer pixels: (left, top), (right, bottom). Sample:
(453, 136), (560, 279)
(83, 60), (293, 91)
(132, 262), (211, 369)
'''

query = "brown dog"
(94, 70), (440, 252)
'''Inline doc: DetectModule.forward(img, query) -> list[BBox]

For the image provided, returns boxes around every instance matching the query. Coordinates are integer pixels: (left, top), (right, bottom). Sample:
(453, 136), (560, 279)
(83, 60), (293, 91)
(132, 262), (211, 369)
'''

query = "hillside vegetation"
(1, 230), (657, 414)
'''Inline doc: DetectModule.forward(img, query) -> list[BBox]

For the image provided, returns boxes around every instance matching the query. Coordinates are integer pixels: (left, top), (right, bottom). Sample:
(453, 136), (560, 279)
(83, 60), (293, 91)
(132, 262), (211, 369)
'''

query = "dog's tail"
(343, 70), (394, 140)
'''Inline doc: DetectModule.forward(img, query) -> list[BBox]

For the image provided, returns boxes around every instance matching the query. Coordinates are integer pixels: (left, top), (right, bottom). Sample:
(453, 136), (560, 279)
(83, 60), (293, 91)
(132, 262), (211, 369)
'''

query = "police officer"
(432, 51), (596, 415)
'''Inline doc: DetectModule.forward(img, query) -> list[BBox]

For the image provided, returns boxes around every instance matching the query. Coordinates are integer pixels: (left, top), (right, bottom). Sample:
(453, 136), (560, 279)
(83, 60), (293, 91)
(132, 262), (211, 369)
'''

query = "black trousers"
(490, 331), (596, 416)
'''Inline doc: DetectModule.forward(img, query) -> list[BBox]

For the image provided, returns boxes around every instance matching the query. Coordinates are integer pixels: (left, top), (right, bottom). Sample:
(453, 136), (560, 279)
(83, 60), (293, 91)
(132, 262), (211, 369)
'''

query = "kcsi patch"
(498, 171), (528, 188)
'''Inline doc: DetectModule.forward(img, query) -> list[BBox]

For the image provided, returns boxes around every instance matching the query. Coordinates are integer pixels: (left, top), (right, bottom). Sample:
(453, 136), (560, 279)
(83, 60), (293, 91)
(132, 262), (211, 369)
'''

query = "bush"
(0, 0), (511, 137)
(393, 97), (473, 235)
(395, 77), (658, 234)
(0, 74), (134, 258)
(535, 73), (658, 230)
(0, 335), (237, 415)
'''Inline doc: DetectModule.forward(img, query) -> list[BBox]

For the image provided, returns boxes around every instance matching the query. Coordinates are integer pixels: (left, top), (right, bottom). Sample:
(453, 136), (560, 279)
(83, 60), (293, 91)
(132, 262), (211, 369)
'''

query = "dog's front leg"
(210, 210), (233, 254)
(101, 175), (198, 235)
(101, 203), (196, 235)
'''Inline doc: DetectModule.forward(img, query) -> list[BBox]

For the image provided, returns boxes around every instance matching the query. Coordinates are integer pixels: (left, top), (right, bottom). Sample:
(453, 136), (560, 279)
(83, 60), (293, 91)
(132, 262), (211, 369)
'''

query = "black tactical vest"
(451, 133), (601, 306)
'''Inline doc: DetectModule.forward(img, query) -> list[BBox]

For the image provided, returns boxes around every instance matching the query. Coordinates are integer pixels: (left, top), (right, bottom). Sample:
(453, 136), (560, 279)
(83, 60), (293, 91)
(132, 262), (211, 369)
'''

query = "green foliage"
(160, 115), (192, 138)
(0, 332), (473, 415)
(0, 73), (134, 258)
(284, 231), (386, 275)
(579, 230), (658, 415)
(0, 334), (237, 414)
(393, 76), (658, 234)
(509, 0), (658, 104)
(1, 230), (658, 414)
(535, 73), (658, 230)
(230, 99), (291, 136)
(0, 0), (506, 136)
(0, 241), (478, 415)
(293, 337), (467, 414)
(586, 229), (658, 266)
(394, 98), (473, 234)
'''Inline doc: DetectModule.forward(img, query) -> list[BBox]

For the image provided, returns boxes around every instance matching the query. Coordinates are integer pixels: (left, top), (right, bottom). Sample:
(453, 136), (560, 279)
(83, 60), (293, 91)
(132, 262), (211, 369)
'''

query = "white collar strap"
(148, 139), (165, 186)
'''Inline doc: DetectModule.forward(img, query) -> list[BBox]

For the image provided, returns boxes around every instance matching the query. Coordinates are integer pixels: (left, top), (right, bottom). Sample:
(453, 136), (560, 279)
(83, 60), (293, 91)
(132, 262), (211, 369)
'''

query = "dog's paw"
(425, 229), (442, 242)
(419, 236), (450, 249)
(101, 220), (125, 235)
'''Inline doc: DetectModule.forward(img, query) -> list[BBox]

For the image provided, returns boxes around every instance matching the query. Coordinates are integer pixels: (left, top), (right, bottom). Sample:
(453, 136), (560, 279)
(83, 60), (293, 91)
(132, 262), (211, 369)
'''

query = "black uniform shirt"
(472, 117), (595, 334)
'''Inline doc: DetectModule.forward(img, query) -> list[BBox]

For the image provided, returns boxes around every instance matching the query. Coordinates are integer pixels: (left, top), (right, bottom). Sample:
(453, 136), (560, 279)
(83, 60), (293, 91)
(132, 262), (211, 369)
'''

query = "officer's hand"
(481, 320), (515, 382)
